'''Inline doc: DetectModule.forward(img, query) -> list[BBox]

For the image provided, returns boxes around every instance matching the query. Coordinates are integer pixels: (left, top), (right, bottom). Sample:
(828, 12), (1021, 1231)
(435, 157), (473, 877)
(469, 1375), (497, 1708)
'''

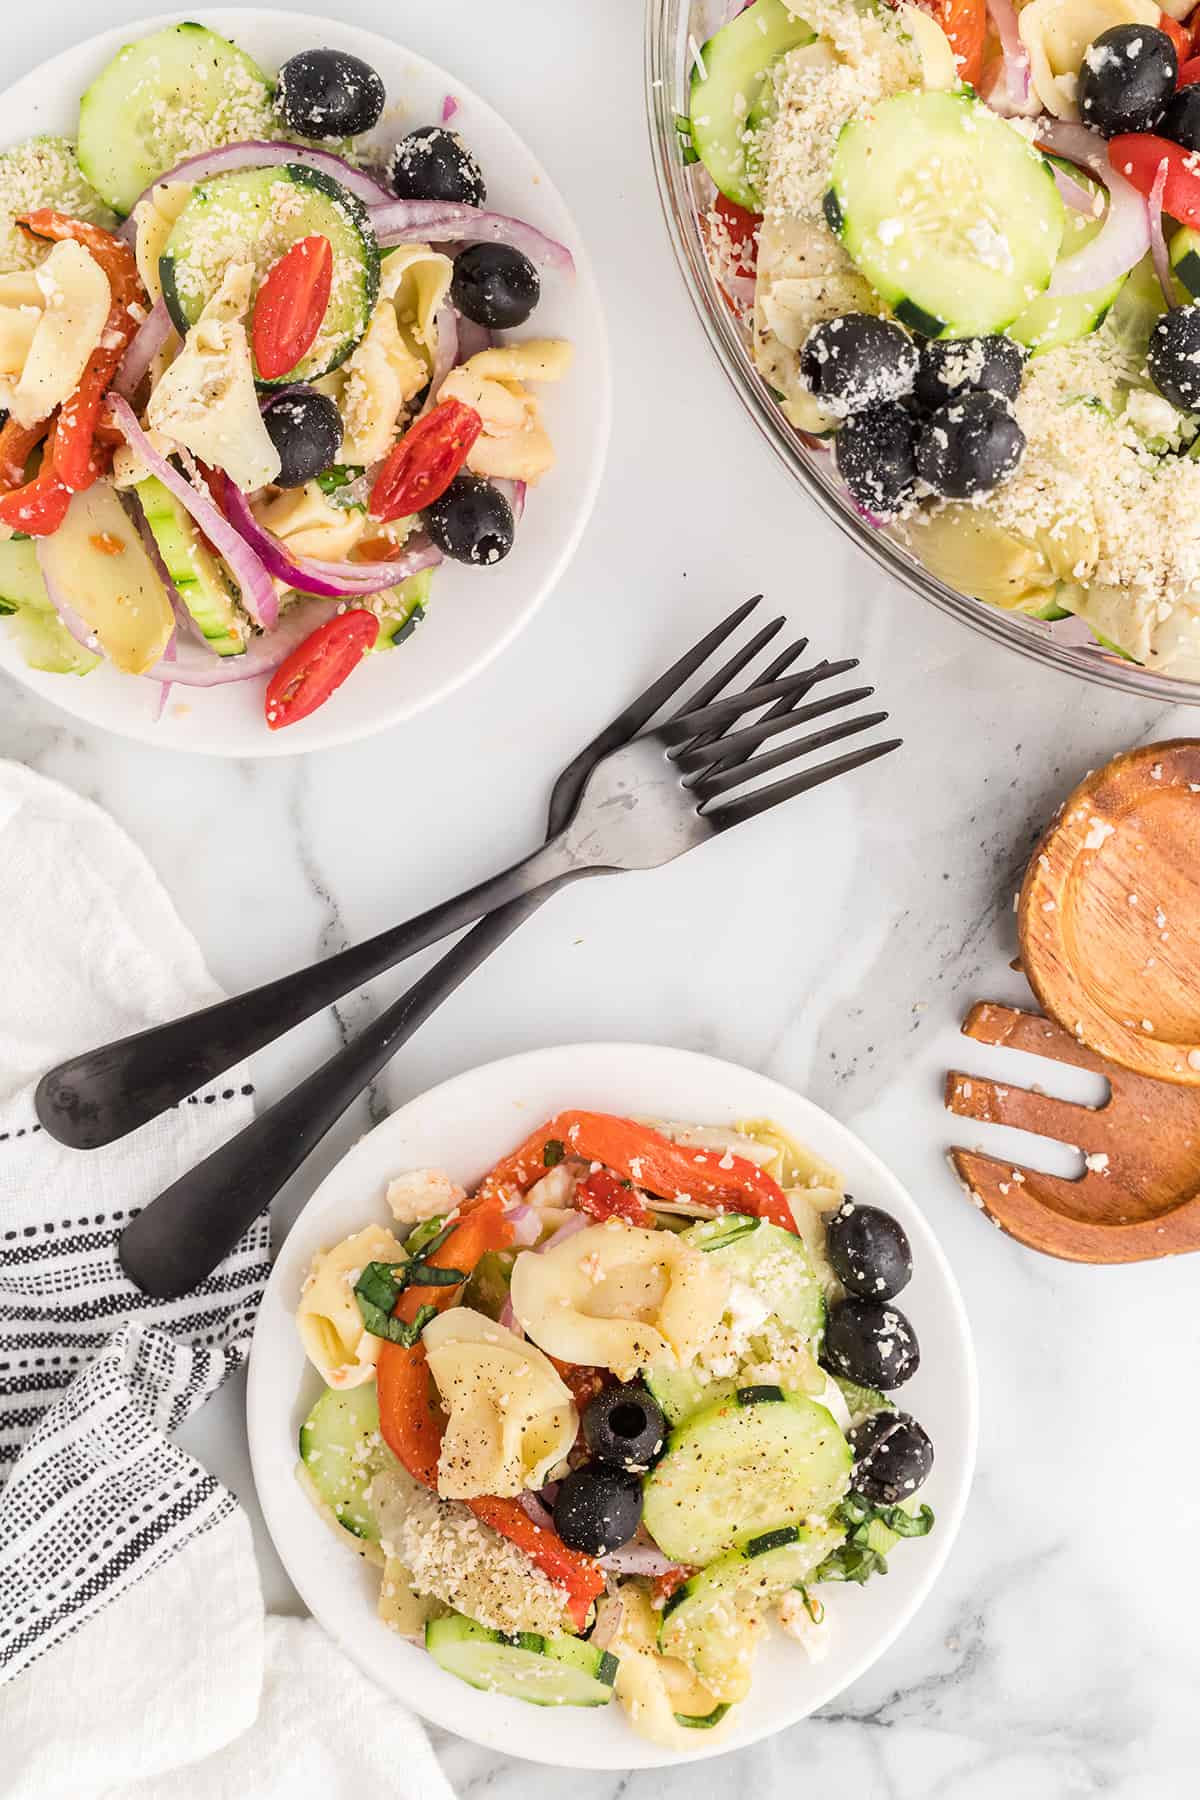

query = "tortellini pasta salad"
(0, 22), (575, 730)
(686, 0), (1200, 682)
(294, 1109), (938, 1746)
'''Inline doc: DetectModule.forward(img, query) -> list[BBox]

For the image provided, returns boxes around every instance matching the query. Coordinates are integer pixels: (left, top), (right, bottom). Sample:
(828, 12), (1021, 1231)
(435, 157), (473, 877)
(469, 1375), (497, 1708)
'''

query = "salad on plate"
(684, 0), (1200, 680)
(292, 1110), (936, 1748)
(0, 22), (575, 727)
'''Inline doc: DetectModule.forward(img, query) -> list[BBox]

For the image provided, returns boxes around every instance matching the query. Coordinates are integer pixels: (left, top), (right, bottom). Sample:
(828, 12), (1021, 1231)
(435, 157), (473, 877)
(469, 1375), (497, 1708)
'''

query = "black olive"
(276, 49), (386, 140)
(1077, 24), (1176, 137)
(850, 1411), (934, 1504)
(451, 244), (540, 330)
(823, 1298), (920, 1390)
(582, 1384), (667, 1472)
(834, 401), (919, 517)
(800, 313), (918, 415)
(1148, 302), (1200, 407)
(826, 1198), (913, 1301)
(389, 125), (487, 208)
(1162, 85), (1200, 153)
(261, 388), (344, 488)
(914, 335), (1024, 410)
(916, 392), (1025, 499)
(552, 1464), (642, 1556)
(425, 474), (515, 565)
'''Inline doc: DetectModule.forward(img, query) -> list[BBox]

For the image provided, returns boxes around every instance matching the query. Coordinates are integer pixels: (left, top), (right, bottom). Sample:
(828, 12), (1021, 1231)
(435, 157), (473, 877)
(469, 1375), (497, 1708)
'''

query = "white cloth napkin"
(0, 762), (453, 1800)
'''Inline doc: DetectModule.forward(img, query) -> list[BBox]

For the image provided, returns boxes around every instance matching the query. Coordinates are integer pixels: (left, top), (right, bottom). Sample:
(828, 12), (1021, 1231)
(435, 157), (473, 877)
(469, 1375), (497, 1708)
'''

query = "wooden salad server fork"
(100, 600), (896, 1296)
(946, 1000), (1200, 1263)
(39, 605), (897, 1160)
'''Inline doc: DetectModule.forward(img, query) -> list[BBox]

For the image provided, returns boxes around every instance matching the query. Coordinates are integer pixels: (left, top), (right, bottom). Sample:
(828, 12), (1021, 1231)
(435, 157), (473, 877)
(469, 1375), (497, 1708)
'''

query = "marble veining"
(5, 1), (1199, 1794)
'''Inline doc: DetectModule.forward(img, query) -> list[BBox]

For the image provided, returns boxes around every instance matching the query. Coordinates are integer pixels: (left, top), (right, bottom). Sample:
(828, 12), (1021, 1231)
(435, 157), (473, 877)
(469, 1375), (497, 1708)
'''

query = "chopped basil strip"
(405, 1214), (448, 1256)
(543, 1139), (565, 1167)
(407, 1262), (467, 1287)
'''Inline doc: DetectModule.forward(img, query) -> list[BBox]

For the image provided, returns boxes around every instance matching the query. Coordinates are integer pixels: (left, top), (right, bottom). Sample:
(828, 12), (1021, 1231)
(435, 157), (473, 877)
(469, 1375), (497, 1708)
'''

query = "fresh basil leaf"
(405, 1215), (448, 1256)
(355, 1260), (405, 1316)
(407, 1263), (467, 1287)
(316, 463), (365, 494)
(412, 1218), (458, 1260)
(543, 1139), (566, 1168)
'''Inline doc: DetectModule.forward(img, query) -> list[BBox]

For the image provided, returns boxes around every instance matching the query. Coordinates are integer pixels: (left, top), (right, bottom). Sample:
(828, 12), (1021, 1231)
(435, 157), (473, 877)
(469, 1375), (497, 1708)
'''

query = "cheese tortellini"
(252, 480), (369, 567)
(296, 1222), (408, 1389)
(335, 243), (454, 463)
(439, 339), (573, 484)
(605, 1587), (735, 1751)
(510, 1222), (731, 1381)
(133, 180), (193, 306)
(0, 240), (110, 427)
(422, 1307), (577, 1500)
(1018, 0), (1160, 119)
(753, 215), (880, 433)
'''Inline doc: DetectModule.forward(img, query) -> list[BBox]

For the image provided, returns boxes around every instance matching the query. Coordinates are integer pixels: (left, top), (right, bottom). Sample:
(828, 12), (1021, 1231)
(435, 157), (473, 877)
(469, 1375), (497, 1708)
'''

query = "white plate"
(0, 9), (609, 755)
(248, 1042), (978, 1769)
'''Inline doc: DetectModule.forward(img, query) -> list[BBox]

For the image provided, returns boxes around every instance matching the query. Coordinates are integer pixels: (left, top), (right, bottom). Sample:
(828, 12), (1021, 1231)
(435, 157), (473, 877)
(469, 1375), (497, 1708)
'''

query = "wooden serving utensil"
(946, 1000), (1200, 1263)
(1018, 740), (1200, 1086)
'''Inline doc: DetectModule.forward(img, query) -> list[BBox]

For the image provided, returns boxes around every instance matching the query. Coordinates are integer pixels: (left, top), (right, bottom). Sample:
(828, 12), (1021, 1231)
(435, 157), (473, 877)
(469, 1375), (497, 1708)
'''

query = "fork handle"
(37, 836), (580, 1151)
(117, 892), (549, 1299)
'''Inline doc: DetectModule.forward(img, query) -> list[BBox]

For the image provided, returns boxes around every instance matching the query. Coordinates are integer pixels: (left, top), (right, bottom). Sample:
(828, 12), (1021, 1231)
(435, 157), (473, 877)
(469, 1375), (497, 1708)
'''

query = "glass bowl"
(644, 0), (1200, 705)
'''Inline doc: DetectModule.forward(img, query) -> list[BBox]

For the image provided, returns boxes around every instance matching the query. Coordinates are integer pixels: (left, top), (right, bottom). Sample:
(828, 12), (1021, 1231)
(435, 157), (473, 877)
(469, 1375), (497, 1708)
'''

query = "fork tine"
(674, 686), (876, 774)
(692, 710), (890, 799)
(685, 635), (812, 753)
(658, 668), (840, 743)
(704, 736), (902, 829)
(669, 615), (787, 721)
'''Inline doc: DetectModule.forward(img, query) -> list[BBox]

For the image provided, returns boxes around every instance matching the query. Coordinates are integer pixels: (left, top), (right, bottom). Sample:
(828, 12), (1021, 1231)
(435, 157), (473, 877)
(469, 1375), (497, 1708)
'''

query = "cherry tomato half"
(1109, 133), (1200, 225)
(1159, 10), (1190, 60)
(369, 398), (483, 522)
(713, 194), (761, 279)
(914, 0), (985, 86)
(252, 235), (333, 381)
(264, 608), (379, 730)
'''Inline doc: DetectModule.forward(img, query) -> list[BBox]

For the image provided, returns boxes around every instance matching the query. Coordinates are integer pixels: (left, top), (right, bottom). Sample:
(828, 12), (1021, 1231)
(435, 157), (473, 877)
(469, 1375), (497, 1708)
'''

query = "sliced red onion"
(441, 94), (460, 124)
(35, 551), (101, 654)
(370, 200), (574, 274)
(849, 495), (887, 530)
(455, 317), (493, 363)
(129, 140), (393, 214)
(497, 1296), (523, 1335)
(113, 298), (172, 400)
(1037, 121), (1151, 299)
(506, 1202), (542, 1247)
(1051, 164), (1097, 214)
(597, 1544), (683, 1577)
(535, 1211), (590, 1254)
(986, 0), (1031, 108)
(223, 479), (442, 598)
(141, 598), (337, 687)
(1150, 157), (1177, 310)
(422, 303), (459, 411)
(108, 396), (281, 629)
(519, 1490), (556, 1532)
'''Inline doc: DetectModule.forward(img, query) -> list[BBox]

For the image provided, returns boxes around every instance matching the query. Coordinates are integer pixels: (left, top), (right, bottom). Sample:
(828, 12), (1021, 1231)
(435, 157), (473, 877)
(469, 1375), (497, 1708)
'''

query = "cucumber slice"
(675, 1703), (732, 1728)
(688, 0), (815, 209)
(659, 1521), (843, 1703)
(0, 136), (115, 271)
(1171, 225), (1200, 300)
(829, 91), (1064, 338)
(299, 1383), (395, 1542)
(1011, 165), (1123, 354)
(0, 537), (52, 613)
(642, 1388), (851, 1565)
(77, 23), (276, 215)
(425, 1613), (618, 1707)
(373, 570), (432, 653)
(7, 610), (99, 676)
(161, 165), (380, 383)
(134, 476), (246, 657)
(833, 1375), (888, 1425)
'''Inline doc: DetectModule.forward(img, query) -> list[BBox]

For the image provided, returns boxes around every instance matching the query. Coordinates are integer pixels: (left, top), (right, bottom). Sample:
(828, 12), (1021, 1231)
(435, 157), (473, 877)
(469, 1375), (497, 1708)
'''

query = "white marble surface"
(7, 1), (1200, 1794)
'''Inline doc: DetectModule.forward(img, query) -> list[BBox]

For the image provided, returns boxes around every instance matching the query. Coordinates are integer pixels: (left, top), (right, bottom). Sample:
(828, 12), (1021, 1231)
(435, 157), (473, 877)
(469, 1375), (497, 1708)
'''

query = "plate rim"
(247, 1040), (979, 1769)
(0, 6), (611, 756)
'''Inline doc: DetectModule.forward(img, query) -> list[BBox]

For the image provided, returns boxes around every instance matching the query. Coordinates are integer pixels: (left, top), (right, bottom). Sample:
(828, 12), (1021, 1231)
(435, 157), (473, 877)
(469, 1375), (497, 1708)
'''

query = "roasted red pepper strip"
(0, 417), (49, 491)
(369, 398), (483, 522)
(576, 1166), (653, 1228)
(375, 1193), (605, 1632)
(0, 455), (71, 535)
(7, 212), (145, 510)
(477, 1110), (797, 1232)
(890, 0), (984, 85)
(1108, 134), (1200, 225)
(1178, 52), (1200, 86)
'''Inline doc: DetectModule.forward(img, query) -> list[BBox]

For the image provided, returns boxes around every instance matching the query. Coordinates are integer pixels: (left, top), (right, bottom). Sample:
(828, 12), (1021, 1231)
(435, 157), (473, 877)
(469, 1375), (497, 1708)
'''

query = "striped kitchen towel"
(0, 761), (270, 1686)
